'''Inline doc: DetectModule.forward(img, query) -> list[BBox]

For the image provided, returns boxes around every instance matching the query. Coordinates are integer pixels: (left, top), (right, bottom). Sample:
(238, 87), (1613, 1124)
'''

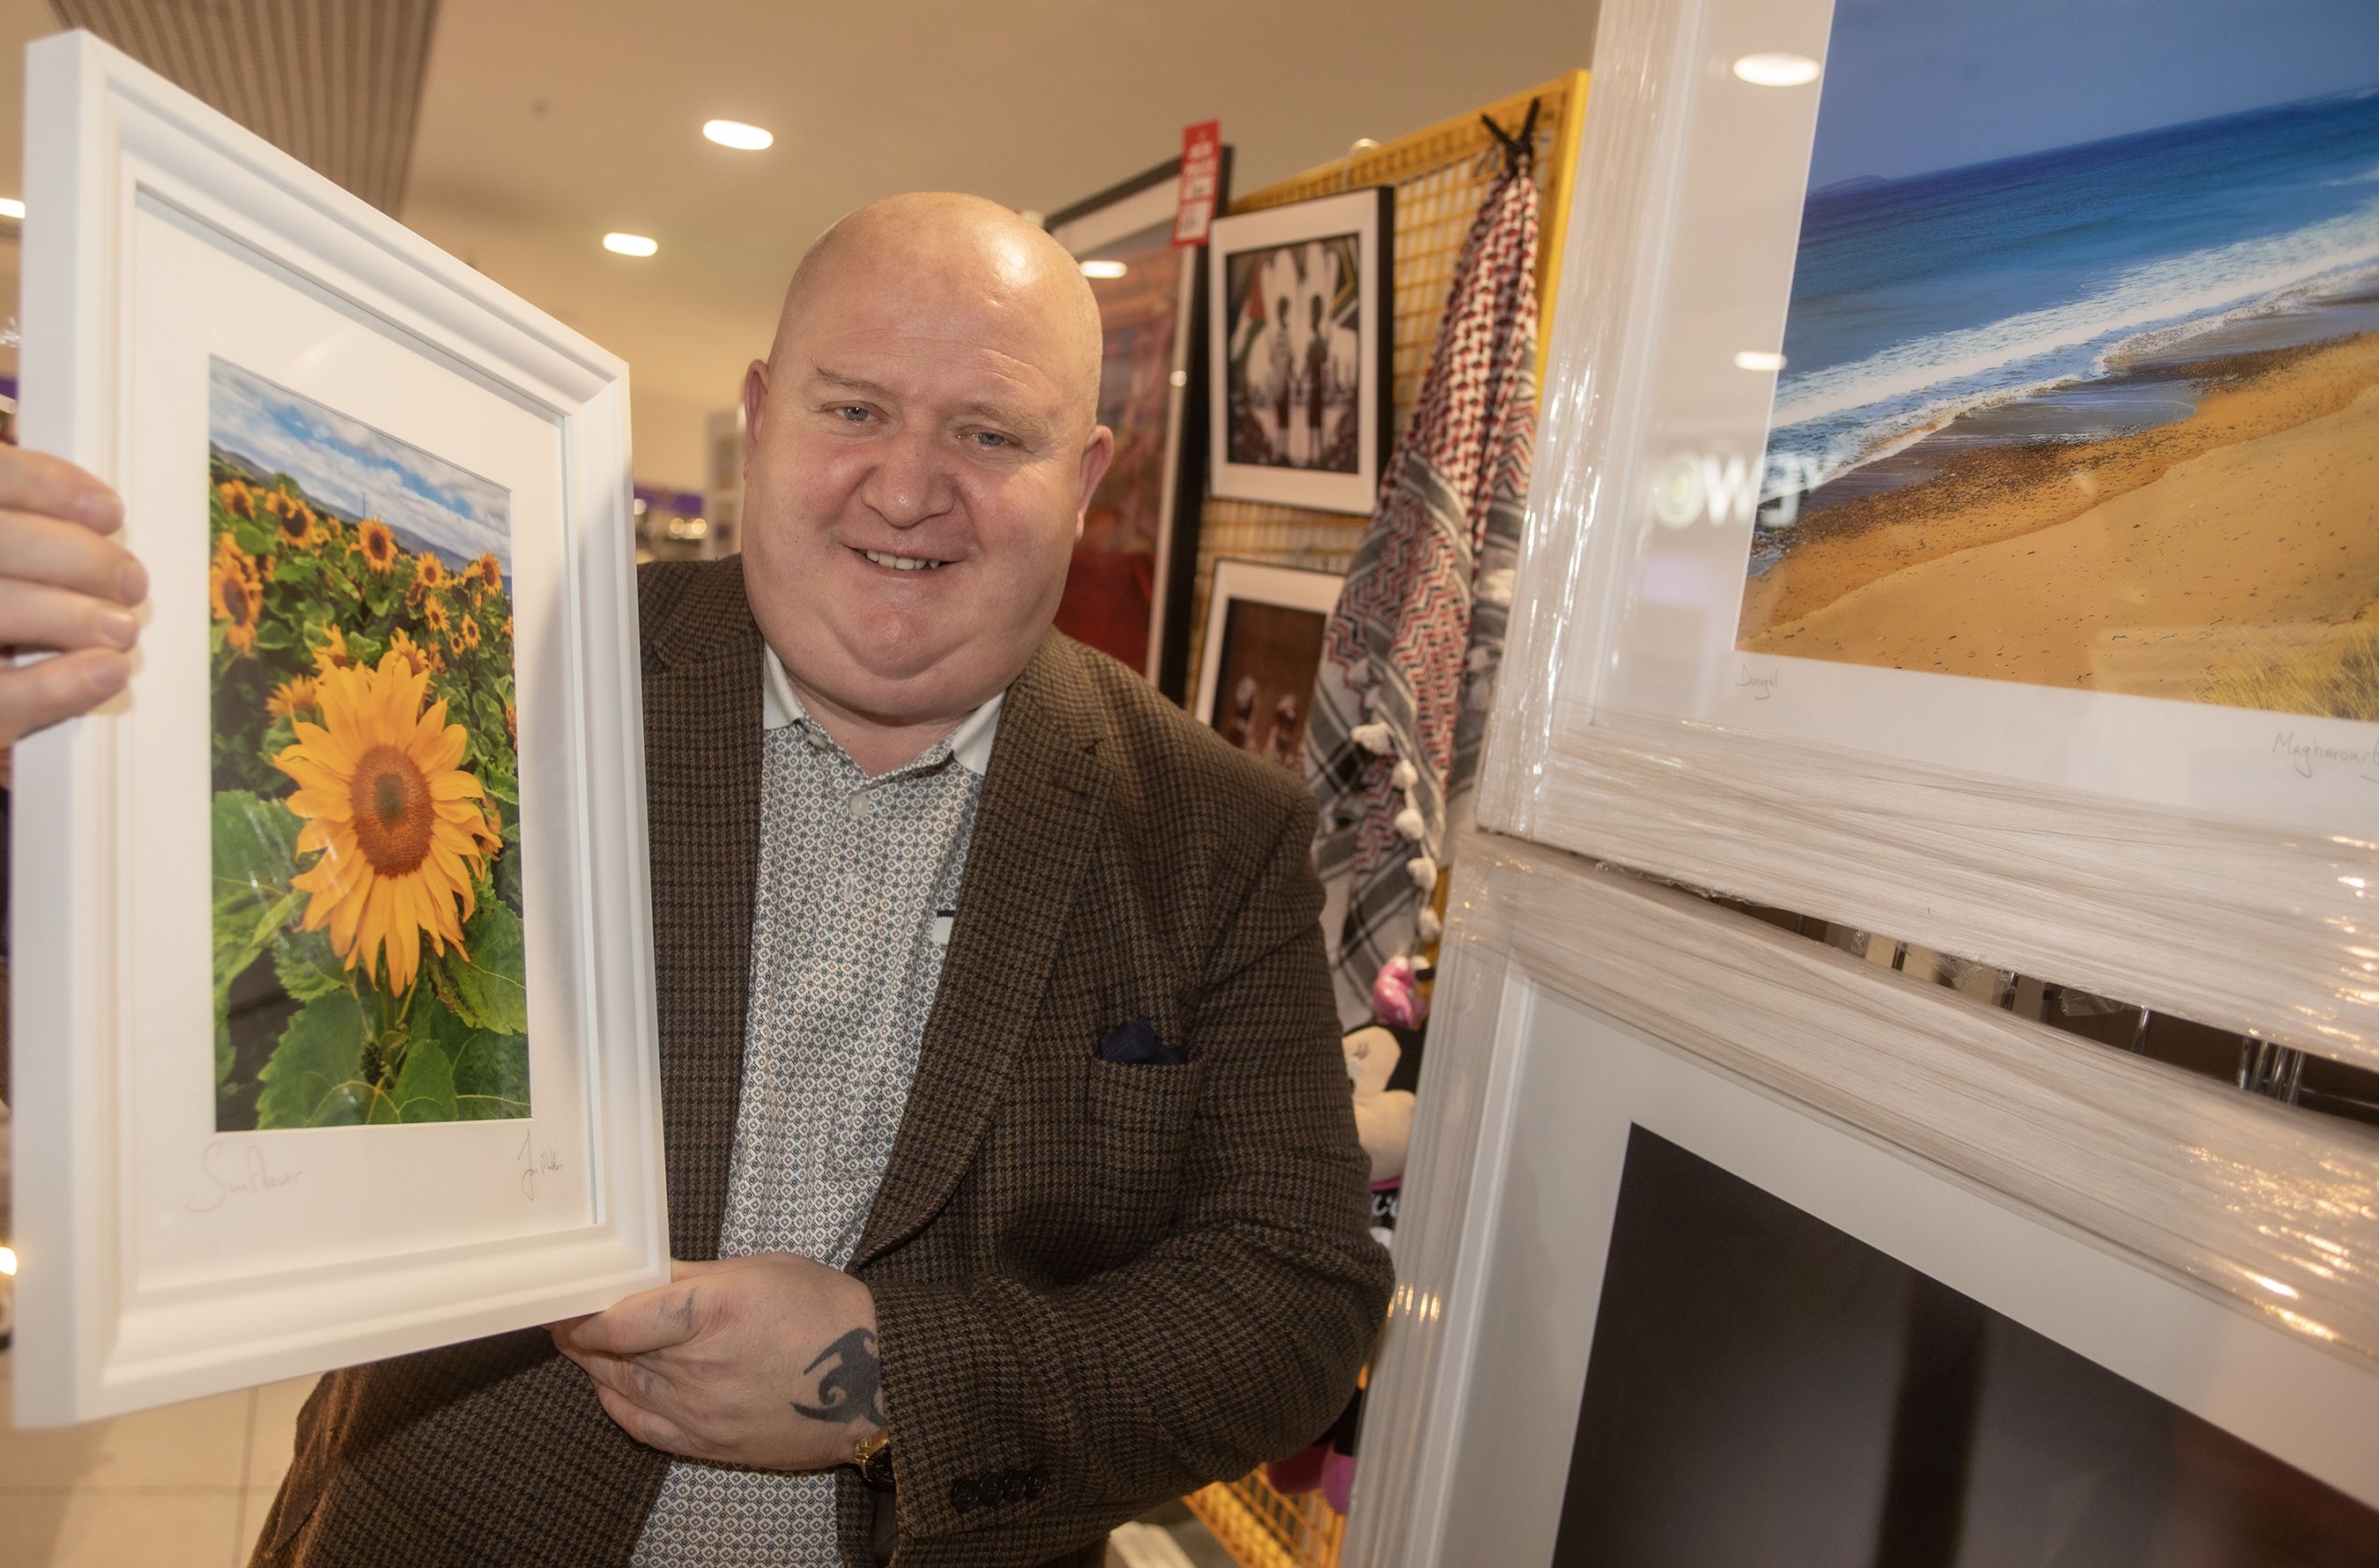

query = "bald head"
(772, 191), (1106, 432)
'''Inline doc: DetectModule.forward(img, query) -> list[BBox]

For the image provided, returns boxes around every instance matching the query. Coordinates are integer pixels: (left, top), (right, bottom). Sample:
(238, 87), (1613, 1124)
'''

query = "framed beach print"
(11, 33), (667, 1424)
(1482, 0), (2379, 1062)
(1205, 188), (1394, 514)
(1345, 842), (2379, 1566)
(1192, 558), (1344, 775)
(1045, 151), (1232, 702)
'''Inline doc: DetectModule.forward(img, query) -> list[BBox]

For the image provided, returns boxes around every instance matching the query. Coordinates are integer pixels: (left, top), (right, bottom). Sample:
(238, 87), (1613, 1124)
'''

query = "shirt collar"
(760, 642), (1001, 777)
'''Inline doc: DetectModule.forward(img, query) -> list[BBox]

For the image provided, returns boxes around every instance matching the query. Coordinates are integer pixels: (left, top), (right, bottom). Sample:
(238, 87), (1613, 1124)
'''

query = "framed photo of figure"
(1044, 148), (1233, 701)
(11, 32), (668, 1424)
(1205, 187), (1395, 514)
(1192, 558), (1344, 776)
(1345, 845), (2379, 1567)
(1484, 0), (2379, 1063)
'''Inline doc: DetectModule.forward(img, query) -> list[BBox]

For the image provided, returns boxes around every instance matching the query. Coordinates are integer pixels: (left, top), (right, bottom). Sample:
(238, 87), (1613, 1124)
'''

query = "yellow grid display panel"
(1185, 70), (1590, 690)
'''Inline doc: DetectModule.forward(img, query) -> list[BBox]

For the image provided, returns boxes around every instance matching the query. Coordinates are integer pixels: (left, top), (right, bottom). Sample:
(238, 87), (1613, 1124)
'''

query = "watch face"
(860, 1443), (895, 1491)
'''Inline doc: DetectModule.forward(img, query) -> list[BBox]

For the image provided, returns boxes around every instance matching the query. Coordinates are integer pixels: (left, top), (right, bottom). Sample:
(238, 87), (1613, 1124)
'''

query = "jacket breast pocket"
(1083, 1054), (1205, 1240)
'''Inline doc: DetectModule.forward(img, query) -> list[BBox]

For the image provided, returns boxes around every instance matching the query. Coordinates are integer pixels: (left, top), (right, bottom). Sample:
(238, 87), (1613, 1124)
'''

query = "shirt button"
(802, 725), (827, 750)
(950, 1477), (980, 1513)
(847, 793), (874, 820)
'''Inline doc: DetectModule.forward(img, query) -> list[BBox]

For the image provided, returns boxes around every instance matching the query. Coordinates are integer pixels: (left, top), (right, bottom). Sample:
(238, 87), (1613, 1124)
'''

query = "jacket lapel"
(639, 560), (765, 1261)
(851, 633), (1108, 1270)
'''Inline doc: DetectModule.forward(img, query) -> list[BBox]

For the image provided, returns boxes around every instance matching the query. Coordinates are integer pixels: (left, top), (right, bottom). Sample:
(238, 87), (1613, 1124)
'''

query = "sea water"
(1763, 86), (2379, 514)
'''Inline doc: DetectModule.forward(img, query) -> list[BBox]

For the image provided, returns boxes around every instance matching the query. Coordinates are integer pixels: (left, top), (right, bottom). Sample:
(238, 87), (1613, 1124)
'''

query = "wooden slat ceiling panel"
(48, 0), (437, 213)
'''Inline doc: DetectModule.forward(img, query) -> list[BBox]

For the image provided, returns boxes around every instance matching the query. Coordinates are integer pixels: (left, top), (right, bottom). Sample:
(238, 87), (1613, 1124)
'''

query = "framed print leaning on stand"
(11, 32), (668, 1424)
(1191, 558), (1344, 775)
(1485, 0), (2379, 1062)
(1043, 150), (1231, 701)
(1344, 840), (2379, 1566)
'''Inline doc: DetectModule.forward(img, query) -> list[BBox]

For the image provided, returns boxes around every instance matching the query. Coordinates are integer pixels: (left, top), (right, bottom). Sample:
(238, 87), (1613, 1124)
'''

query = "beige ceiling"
(1, 0), (1601, 487)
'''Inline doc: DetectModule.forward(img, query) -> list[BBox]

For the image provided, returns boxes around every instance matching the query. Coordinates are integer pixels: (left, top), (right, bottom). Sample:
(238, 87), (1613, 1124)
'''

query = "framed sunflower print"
(11, 33), (668, 1424)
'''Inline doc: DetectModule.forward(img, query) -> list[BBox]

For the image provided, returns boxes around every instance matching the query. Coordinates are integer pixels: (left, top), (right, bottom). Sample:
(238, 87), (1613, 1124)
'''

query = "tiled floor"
(0, 1352), (1237, 1568)
(0, 1352), (314, 1568)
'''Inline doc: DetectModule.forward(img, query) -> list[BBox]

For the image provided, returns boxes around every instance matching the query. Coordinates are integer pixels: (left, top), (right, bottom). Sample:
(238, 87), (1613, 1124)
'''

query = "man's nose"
(859, 427), (956, 529)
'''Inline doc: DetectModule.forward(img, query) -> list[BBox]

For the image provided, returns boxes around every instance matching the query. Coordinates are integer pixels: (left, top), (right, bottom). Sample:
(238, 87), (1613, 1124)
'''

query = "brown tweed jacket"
(254, 557), (1392, 1567)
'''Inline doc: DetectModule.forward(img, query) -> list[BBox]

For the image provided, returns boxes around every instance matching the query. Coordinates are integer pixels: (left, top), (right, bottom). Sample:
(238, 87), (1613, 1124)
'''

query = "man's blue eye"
(835, 406), (870, 423)
(974, 432), (1012, 448)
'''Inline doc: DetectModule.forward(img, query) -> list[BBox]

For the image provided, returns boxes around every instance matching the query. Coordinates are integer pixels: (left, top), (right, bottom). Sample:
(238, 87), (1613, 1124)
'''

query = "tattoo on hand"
(665, 1290), (696, 1333)
(790, 1328), (886, 1427)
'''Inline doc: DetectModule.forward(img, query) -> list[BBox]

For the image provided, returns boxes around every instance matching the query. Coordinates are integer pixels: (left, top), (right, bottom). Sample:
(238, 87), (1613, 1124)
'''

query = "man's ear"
(740, 359), (772, 473)
(1073, 425), (1116, 540)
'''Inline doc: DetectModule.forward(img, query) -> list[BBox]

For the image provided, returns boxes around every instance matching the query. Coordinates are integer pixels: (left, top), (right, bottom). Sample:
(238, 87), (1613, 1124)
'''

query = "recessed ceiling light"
(0, 196), (24, 219)
(1079, 259), (1128, 279)
(604, 232), (658, 257)
(1733, 350), (1787, 371)
(1733, 52), (1820, 87)
(702, 119), (774, 152)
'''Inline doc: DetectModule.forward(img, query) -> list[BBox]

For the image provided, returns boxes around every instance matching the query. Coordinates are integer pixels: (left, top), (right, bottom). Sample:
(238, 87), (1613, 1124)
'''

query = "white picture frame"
(1204, 188), (1394, 514)
(1346, 836), (2379, 1566)
(1191, 558), (1344, 772)
(11, 32), (669, 1424)
(1484, 0), (2379, 1067)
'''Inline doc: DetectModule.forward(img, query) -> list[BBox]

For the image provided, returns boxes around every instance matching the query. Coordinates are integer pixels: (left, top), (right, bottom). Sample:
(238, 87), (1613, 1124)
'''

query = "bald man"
(0, 194), (1390, 1567)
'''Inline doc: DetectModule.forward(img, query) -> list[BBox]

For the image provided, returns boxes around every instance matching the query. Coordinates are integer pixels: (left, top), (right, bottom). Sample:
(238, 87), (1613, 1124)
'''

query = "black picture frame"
(1042, 147), (1234, 703)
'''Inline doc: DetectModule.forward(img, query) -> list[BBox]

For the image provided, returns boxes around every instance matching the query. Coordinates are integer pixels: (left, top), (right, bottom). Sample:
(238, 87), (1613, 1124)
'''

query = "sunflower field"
(209, 454), (530, 1131)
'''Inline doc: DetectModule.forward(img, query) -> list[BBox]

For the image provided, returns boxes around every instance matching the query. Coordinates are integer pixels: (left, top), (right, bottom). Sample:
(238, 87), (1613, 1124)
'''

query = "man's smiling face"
(739, 195), (1112, 736)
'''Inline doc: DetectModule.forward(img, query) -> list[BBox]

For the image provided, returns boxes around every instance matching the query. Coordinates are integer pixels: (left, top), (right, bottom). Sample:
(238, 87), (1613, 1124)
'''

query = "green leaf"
(392, 1039), (458, 1123)
(496, 844), (523, 909)
(439, 904), (529, 1035)
(271, 555), (321, 586)
(451, 1031), (531, 1121)
(273, 928), (345, 1002)
(255, 620), (297, 651)
(254, 992), (367, 1129)
(233, 519), (274, 557)
(212, 792), (303, 1024)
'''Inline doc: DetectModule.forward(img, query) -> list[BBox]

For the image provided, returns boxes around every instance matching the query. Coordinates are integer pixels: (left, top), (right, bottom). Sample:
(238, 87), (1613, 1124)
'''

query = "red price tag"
(1173, 120), (1222, 247)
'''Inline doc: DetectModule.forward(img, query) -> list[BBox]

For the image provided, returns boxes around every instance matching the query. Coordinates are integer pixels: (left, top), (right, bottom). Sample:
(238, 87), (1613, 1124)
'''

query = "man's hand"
(550, 1253), (884, 1472)
(0, 447), (145, 744)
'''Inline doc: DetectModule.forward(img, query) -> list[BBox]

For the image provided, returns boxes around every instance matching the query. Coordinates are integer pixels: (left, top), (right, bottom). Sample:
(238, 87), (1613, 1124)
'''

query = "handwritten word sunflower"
(358, 519), (398, 573)
(267, 674), (322, 721)
(210, 537), (264, 655)
(274, 653), (501, 993)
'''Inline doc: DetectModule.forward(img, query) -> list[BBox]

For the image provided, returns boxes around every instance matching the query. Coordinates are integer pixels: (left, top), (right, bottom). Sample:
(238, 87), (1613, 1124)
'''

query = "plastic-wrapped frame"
(1344, 833), (2379, 1565)
(1482, 0), (2379, 1067)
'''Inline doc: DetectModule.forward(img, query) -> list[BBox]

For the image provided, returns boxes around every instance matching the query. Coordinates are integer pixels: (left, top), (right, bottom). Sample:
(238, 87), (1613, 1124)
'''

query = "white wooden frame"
(1345, 832), (2379, 1565)
(1204, 188), (1393, 515)
(1190, 557), (1345, 730)
(1484, 0), (2379, 1068)
(11, 32), (668, 1424)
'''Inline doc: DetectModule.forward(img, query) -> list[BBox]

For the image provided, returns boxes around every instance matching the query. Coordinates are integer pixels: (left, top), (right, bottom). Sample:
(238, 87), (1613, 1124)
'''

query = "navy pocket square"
(1097, 1017), (1188, 1066)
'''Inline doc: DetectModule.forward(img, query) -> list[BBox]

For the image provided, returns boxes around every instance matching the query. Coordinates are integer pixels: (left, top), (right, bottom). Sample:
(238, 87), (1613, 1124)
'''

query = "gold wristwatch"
(852, 1426), (895, 1491)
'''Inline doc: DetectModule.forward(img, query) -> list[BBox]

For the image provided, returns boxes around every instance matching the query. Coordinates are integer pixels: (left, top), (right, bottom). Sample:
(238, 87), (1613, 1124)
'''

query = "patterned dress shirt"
(631, 647), (1000, 1566)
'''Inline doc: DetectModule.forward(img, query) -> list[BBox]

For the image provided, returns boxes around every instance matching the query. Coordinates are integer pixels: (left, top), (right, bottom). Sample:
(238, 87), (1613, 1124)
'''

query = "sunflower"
(209, 538), (264, 655)
(503, 701), (517, 746)
(386, 626), (444, 677)
(465, 553), (504, 595)
(267, 674), (322, 721)
(311, 622), (354, 675)
(274, 654), (501, 993)
(456, 614), (483, 653)
(219, 480), (257, 521)
(264, 491), (319, 550)
(358, 520), (398, 573)
(414, 553), (448, 591)
(422, 597), (451, 638)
